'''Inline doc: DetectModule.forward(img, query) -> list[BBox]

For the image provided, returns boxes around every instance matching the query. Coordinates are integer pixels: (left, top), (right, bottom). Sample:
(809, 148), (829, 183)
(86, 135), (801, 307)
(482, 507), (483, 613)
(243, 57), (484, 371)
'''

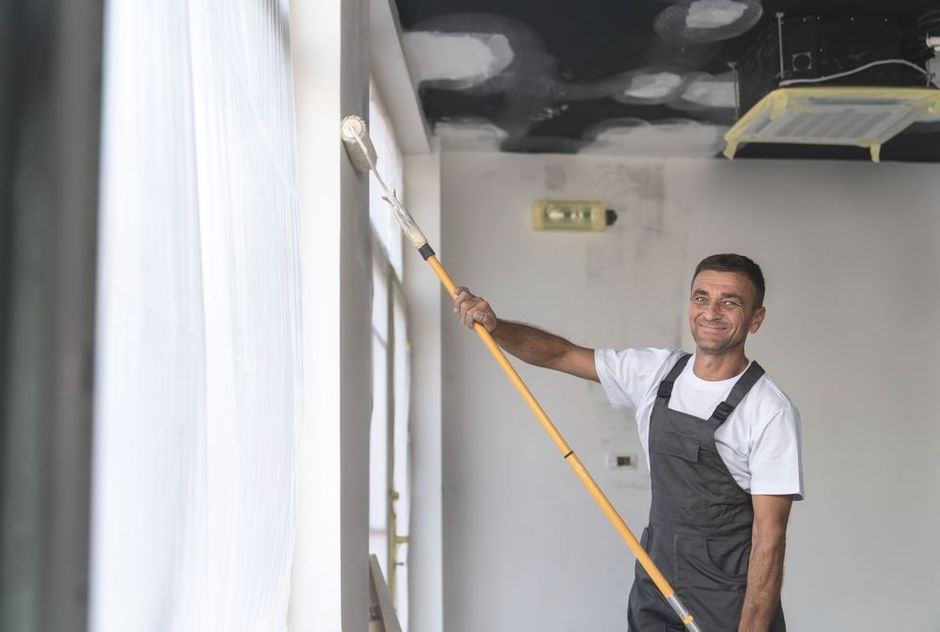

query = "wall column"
(289, 0), (372, 629)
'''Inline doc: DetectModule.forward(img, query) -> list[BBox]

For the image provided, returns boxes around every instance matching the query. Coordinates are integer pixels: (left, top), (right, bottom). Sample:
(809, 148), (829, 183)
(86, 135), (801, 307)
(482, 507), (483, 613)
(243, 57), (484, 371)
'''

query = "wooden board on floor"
(369, 554), (402, 632)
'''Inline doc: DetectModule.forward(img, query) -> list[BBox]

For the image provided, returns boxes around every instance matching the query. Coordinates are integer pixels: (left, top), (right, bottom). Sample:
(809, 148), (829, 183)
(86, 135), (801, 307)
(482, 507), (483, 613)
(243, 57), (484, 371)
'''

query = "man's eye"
(693, 296), (707, 304)
(722, 300), (741, 308)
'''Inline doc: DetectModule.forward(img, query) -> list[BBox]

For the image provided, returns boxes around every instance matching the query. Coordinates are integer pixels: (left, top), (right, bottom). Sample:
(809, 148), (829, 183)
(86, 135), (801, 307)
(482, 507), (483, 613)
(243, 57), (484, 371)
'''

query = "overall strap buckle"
(712, 401), (735, 422)
(657, 381), (674, 399)
(709, 361), (766, 423)
(656, 353), (692, 401)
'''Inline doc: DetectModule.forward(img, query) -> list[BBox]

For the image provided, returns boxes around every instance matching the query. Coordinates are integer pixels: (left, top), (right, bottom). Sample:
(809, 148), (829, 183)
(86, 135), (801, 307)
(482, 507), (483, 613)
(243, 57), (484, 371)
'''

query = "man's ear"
(749, 305), (766, 334)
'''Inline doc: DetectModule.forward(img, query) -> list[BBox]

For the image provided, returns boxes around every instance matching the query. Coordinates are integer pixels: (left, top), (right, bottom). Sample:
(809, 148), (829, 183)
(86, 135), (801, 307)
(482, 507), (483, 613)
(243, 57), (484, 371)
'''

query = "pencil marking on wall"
(544, 165), (567, 191)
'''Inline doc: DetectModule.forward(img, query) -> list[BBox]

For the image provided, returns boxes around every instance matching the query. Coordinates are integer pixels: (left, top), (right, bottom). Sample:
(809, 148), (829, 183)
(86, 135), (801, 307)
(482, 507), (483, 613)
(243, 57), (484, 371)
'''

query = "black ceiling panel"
(395, 0), (940, 161)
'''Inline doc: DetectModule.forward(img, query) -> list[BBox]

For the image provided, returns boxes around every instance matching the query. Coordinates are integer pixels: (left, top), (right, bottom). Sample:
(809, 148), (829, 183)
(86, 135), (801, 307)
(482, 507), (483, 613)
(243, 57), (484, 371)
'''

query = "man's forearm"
(739, 532), (786, 631)
(491, 319), (574, 368)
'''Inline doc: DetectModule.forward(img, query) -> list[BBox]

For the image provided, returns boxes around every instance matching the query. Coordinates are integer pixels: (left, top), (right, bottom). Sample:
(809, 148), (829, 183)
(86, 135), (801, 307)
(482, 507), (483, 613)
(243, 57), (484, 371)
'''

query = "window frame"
(367, 84), (411, 629)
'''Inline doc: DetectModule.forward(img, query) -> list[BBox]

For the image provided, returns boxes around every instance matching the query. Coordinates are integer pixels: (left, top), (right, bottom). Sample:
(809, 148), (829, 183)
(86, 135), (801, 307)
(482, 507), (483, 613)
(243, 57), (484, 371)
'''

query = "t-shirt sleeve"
(594, 347), (679, 410)
(748, 402), (804, 500)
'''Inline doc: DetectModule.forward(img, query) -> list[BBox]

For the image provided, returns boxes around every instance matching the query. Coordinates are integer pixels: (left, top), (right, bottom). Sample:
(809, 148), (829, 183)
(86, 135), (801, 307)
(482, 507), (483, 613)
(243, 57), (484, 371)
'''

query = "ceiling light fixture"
(723, 86), (940, 162)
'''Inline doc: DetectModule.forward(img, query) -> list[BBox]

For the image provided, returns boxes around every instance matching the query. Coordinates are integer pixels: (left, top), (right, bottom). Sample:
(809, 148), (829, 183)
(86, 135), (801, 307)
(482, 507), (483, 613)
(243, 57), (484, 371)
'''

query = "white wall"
(404, 141), (444, 632)
(439, 151), (940, 632)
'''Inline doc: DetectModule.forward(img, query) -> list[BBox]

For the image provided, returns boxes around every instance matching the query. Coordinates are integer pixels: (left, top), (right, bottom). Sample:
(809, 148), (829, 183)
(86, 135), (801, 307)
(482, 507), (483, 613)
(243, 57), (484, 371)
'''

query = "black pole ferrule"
(418, 243), (435, 260)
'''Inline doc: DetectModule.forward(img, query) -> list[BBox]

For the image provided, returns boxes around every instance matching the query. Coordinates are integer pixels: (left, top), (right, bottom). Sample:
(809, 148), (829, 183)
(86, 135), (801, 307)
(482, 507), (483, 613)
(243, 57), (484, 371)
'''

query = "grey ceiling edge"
(369, 0), (432, 154)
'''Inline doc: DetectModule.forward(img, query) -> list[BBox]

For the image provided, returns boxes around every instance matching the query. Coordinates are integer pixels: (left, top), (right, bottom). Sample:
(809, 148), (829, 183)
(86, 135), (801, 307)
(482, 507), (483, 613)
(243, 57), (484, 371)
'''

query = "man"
(453, 253), (802, 632)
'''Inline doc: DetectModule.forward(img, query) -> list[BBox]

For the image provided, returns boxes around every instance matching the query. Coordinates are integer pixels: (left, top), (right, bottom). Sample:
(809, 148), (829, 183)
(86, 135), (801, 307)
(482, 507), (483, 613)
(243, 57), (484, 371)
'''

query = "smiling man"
(453, 253), (802, 632)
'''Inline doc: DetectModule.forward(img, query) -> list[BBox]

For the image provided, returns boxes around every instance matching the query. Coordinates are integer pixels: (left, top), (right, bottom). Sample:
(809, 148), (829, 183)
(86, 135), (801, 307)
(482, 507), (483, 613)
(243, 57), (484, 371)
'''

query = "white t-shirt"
(595, 347), (804, 500)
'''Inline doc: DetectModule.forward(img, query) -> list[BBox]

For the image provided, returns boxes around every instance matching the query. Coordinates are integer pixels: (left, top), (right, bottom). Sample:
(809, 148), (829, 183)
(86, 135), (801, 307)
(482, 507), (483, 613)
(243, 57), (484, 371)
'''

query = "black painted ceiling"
(394, 0), (940, 161)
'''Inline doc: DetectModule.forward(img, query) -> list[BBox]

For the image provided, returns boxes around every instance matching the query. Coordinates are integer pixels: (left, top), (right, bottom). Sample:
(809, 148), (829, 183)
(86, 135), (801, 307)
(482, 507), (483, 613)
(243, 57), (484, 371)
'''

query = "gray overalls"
(627, 354), (786, 631)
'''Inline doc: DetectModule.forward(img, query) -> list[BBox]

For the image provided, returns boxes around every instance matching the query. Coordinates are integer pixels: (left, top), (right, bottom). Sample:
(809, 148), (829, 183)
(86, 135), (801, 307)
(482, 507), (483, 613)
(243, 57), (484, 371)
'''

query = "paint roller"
(340, 115), (703, 632)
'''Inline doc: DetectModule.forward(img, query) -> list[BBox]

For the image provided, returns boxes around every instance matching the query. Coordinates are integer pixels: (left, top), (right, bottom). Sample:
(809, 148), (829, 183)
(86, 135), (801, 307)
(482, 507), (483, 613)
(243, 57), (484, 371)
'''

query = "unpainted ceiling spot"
(402, 31), (514, 89)
(531, 104), (570, 122)
(686, 0), (748, 29)
(581, 119), (727, 158)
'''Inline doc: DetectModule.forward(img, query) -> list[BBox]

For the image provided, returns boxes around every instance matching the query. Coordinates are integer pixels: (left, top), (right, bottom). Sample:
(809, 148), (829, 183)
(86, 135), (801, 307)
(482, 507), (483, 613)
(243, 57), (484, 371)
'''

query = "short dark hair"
(693, 254), (765, 307)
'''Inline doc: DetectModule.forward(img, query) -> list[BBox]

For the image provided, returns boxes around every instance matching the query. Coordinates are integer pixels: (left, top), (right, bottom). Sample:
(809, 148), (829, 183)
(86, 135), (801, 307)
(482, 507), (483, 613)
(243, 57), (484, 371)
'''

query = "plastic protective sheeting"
(91, 1), (301, 630)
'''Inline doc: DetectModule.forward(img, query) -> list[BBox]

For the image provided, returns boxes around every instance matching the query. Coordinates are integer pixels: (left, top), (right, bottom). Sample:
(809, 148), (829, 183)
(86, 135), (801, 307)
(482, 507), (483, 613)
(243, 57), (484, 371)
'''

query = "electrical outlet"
(605, 453), (637, 469)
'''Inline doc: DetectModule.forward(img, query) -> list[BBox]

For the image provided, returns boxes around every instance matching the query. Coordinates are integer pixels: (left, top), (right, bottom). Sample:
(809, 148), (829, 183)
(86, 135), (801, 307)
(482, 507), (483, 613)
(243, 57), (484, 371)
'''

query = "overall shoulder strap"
(656, 353), (692, 400)
(710, 361), (766, 423)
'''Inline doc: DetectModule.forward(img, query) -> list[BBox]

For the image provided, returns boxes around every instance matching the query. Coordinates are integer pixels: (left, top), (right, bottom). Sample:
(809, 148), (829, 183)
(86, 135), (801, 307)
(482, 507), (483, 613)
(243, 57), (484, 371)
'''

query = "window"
(368, 85), (411, 630)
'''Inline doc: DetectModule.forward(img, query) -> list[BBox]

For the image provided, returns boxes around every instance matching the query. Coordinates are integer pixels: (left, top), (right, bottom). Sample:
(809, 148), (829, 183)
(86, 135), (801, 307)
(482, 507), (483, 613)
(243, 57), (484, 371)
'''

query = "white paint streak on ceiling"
(434, 121), (508, 151)
(402, 31), (514, 89)
(685, 0), (748, 29)
(623, 72), (683, 101)
(654, 0), (763, 43)
(581, 119), (727, 157)
(681, 77), (737, 108)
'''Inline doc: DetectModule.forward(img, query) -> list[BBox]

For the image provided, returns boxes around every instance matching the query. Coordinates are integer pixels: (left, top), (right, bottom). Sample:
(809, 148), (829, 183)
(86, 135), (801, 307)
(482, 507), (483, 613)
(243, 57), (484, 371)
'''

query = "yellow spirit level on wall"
(723, 86), (940, 162)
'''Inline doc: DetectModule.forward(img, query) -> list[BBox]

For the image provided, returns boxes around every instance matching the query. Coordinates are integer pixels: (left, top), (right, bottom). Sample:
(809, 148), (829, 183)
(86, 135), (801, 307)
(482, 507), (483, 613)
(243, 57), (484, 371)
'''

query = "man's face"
(688, 270), (766, 356)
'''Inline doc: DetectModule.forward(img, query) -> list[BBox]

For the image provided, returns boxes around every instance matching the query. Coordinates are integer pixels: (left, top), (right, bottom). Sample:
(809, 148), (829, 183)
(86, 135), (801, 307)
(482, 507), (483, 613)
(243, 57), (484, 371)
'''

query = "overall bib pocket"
(675, 534), (748, 590)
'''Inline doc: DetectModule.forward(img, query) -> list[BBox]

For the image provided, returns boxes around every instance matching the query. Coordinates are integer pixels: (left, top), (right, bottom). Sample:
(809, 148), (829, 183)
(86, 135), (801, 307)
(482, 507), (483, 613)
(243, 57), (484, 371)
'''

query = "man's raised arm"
(453, 287), (598, 382)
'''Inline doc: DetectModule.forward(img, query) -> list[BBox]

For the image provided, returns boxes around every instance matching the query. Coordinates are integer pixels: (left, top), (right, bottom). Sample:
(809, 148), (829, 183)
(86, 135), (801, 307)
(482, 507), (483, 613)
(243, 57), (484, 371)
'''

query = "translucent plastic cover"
(92, 2), (300, 629)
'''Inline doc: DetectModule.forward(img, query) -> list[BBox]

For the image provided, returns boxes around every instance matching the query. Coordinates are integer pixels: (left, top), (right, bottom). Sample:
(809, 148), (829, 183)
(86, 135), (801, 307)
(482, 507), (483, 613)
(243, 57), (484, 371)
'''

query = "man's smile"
(696, 321), (728, 332)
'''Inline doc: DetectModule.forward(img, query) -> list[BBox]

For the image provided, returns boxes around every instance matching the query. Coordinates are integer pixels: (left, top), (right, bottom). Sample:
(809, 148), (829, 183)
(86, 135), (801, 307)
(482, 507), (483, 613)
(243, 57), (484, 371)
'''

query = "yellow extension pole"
(424, 255), (699, 631)
(339, 115), (701, 631)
